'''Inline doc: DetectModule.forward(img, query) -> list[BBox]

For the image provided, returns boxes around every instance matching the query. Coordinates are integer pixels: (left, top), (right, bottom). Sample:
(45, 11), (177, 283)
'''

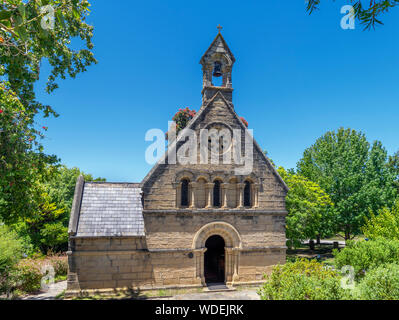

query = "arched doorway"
(204, 235), (225, 283)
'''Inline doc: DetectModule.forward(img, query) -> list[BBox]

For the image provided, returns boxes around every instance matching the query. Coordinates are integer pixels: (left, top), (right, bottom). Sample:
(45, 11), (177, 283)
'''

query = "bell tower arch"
(200, 26), (236, 105)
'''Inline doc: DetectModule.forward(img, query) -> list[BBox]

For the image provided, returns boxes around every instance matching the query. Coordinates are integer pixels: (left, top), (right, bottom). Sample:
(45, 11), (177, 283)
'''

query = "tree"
(0, 0), (96, 223)
(388, 151), (399, 192)
(306, 0), (399, 30)
(278, 167), (334, 248)
(0, 224), (24, 273)
(44, 165), (105, 213)
(13, 192), (68, 253)
(166, 107), (197, 140)
(362, 200), (399, 240)
(0, 83), (58, 223)
(0, 0), (96, 113)
(297, 128), (397, 240)
(11, 165), (105, 253)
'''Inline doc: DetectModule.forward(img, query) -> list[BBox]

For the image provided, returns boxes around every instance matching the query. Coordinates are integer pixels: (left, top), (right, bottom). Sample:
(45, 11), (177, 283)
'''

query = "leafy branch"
(306, 0), (399, 30)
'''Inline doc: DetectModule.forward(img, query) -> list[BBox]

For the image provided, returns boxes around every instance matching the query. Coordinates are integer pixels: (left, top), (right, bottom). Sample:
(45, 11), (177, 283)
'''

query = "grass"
(55, 275), (67, 282)
(55, 290), (65, 300)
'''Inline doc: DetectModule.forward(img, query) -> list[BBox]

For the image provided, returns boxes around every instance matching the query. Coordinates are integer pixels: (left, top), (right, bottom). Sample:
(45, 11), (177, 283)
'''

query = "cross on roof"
(217, 24), (223, 33)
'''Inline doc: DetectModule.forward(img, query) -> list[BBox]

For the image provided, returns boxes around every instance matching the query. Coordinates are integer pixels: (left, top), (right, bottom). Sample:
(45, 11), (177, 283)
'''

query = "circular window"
(206, 123), (233, 156)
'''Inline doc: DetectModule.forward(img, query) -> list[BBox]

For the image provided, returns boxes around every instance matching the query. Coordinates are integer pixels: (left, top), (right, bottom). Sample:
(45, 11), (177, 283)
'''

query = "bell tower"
(200, 26), (236, 106)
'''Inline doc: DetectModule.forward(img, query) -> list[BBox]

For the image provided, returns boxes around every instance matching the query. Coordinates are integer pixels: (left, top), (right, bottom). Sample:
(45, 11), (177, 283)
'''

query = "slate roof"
(200, 32), (236, 64)
(74, 182), (145, 237)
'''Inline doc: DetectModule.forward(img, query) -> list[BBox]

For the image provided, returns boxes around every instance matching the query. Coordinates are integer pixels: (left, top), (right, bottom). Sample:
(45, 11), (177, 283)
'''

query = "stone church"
(66, 31), (288, 295)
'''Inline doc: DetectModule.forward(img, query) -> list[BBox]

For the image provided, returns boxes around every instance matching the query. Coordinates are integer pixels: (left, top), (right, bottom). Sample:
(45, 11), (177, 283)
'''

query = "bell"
(213, 61), (223, 77)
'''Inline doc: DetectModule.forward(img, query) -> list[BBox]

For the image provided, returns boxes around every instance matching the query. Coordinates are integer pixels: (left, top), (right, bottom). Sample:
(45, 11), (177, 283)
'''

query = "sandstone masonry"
(66, 31), (288, 295)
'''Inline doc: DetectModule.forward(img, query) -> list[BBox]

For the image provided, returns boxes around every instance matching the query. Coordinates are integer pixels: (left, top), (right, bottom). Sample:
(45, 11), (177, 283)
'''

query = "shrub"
(0, 254), (68, 296)
(0, 225), (24, 274)
(362, 200), (399, 240)
(258, 259), (346, 300)
(47, 254), (68, 277)
(10, 260), (43, 293)
(357, 263), (399, 300)
(334, 238), (399, 279)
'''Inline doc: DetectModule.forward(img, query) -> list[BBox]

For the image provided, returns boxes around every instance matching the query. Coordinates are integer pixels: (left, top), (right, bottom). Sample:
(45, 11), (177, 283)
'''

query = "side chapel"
(66, 30), (288, 294)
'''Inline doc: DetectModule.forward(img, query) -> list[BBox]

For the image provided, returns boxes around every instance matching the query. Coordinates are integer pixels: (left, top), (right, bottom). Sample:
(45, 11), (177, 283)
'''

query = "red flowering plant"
(166, 107), (197, 140)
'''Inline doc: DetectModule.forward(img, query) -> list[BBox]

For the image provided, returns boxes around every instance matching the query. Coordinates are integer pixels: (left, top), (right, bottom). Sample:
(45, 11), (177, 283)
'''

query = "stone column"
(225, 248), (233, 283)
(225, 247), (240, 285)
(202, 66), (212, 87)
(189, 182), (197, 208)
(226, 67), (232, 88)
(66, 239), (81, 292)
(194, 248), (207, 285)
(232, 248), (240, 283)
(173, 182), (181, 208)
(205, 183), (214, 208)
(237, 183), (244, 208)
(221, 183), (228, 208)
(254, 183), (259, 208)
(222, 72), (227, 87)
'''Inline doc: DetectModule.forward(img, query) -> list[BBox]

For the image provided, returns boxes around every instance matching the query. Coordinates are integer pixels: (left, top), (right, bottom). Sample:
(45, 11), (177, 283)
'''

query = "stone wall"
(142, 95), (287, 212)
(143, 212), (286, 249)
(67, 212), (286, 292)
(238, 248), (285, 282)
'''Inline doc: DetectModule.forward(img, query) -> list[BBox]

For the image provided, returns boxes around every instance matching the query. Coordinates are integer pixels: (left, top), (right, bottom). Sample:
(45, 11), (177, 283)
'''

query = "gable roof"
(200, 32), (236, 65)
(69, 180), (145, 238)
(141, 90), (288, 192)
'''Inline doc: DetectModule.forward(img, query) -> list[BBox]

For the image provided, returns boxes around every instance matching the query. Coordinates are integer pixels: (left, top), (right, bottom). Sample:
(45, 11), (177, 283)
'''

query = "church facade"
(66, 31), (288, 295)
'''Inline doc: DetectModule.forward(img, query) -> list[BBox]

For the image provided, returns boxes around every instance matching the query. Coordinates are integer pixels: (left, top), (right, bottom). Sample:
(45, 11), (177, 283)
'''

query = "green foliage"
(297, 128), (397, 240)
(258, 259), (346, 300)
(0, 254), (68, 296)
(388, 150), (399, 192)
(278, 167), (334, 247)
(49, 255), (68, 276)
(12, 192), (67, 253)
(0, 0), (96, 225)
(166, 107), (196, 140)
(306, 0), (398, 30)
(362, 200), (399, 240)
(45, 165), (105, 214)
(357, 263), (399, 300)
(9, 259), (43, 293)
(0, 224), (24, 273)
(334, 238), (399, 279)
(173, 107), (196, 133)
(0, 84), (58, 223)
(9, 165), (105, 254)
(0, 0), (96, 110)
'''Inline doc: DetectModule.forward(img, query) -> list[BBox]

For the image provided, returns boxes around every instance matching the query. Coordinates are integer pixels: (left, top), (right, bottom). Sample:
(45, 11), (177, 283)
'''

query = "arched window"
(244, 181), (252, 207)
(181, 179), (189, 207)
(213, 180), (221, 207)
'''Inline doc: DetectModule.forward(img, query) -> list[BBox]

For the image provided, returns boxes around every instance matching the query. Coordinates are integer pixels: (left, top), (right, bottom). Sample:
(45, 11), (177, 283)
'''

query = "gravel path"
(22, 281), (67, 300)
(154, 290), (260, 300)
(21, 282), (259, 300)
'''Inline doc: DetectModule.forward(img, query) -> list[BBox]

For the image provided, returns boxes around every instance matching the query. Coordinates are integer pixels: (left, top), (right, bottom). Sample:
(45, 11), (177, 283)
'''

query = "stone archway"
(192, 222), (241, 285)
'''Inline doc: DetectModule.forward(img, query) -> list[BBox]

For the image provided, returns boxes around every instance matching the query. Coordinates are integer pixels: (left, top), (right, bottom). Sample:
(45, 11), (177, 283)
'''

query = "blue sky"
(34, 1), (399, 182)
